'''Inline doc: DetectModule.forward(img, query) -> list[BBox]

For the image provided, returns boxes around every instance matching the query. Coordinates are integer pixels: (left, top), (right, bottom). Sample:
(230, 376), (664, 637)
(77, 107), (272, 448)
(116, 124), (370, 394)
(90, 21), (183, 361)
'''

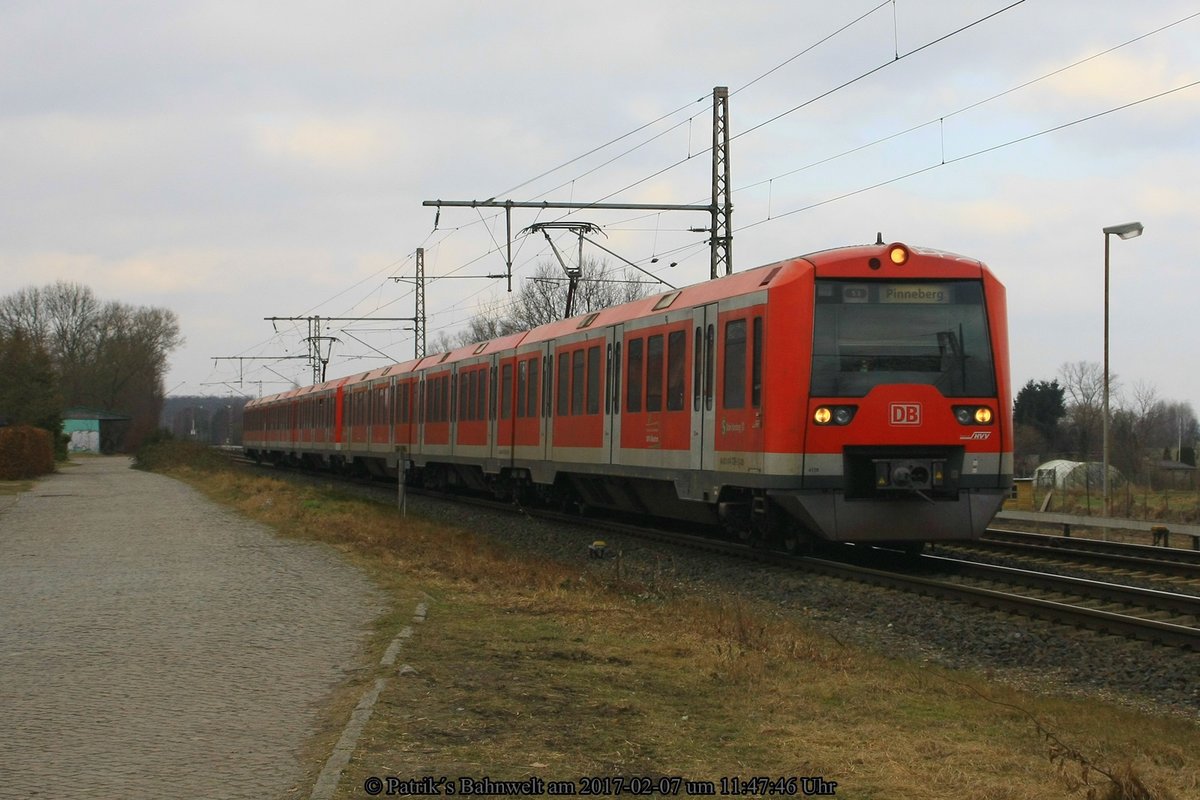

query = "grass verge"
(143, 443), (1198, 800)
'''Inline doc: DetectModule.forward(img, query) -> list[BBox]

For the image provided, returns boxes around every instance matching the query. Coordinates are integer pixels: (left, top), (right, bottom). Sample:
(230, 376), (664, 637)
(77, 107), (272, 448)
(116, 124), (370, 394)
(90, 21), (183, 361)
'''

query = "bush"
(133, 437), (228, 473)
(0, 425), (55, 480)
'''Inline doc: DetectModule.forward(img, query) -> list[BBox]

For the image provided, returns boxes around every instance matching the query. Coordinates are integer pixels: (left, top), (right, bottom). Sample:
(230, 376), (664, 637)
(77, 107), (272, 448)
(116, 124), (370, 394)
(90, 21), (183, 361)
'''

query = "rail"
(995, 510), (1200, 550)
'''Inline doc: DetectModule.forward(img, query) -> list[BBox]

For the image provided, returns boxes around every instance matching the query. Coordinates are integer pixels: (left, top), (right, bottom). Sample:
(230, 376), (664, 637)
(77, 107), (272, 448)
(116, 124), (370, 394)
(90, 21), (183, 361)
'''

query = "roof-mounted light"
(888, 243), (910, 265)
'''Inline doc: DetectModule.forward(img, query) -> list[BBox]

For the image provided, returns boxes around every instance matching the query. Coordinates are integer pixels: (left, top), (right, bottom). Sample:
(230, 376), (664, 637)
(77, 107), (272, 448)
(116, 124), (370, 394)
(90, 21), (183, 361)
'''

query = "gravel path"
(0, 457), (385, 799)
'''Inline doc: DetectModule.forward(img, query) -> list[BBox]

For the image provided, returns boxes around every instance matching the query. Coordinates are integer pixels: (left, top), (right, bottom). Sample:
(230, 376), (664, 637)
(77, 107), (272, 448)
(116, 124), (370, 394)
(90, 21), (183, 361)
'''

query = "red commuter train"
(243, 240), (1012, 551)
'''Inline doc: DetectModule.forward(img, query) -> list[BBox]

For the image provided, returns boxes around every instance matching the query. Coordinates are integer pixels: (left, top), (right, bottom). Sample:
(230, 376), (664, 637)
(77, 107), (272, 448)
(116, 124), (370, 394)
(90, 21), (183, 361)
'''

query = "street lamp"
(1102, 221), (1143, 515)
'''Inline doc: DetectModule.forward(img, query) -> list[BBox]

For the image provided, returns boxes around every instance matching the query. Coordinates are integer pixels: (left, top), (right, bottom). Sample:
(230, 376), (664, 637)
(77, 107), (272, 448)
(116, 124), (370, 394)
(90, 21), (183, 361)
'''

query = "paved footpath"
(0, 457), (384, 799)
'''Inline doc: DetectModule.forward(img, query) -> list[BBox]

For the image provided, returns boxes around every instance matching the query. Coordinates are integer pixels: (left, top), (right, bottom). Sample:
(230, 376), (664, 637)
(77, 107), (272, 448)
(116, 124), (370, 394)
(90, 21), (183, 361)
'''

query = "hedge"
(0, 425), (55, 480)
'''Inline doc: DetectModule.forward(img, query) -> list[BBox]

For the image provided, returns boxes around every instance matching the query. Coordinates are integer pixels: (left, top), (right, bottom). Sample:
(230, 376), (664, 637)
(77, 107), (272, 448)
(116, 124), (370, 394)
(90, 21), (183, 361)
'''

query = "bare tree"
(505, 257), (658, 331)
(1058, 361), (1115, 460)
(0, 282), (184, 450)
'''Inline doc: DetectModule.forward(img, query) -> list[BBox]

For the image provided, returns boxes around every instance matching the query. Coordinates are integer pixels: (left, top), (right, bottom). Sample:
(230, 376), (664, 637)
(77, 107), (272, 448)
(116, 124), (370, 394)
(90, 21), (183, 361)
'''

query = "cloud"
(251, 116), (397, 172)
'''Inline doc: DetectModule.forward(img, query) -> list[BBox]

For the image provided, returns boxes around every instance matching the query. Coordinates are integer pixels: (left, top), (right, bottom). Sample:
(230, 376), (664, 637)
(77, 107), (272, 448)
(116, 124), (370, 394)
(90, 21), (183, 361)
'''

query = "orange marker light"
(888, 245), (909, 265)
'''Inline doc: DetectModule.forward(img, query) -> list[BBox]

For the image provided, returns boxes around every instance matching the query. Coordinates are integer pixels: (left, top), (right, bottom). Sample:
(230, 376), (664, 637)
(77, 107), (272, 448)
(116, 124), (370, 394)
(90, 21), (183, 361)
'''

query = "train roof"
(248, 241), (995, 403)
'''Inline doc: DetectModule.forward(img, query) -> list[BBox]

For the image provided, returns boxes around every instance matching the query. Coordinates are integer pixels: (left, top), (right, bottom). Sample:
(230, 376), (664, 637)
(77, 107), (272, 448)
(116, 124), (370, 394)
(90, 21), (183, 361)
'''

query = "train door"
(607, 324), (622, 464)
(690, 303), (718, 471)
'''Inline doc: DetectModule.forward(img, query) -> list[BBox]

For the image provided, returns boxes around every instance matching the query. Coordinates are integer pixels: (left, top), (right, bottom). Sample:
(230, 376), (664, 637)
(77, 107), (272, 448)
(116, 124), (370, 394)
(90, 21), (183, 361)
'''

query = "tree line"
(1014, 361), (1198, 481)
(0, 281), (184, 453)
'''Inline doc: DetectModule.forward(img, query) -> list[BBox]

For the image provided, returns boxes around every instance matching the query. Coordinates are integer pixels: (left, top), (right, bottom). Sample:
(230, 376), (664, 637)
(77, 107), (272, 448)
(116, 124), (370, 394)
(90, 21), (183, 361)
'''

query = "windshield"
(811, 279), (996, 398)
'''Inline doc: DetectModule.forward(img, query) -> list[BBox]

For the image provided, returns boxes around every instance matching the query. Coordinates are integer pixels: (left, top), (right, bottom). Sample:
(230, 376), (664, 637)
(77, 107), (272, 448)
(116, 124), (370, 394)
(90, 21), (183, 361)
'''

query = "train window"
(471, 370), (480, 420)
(705, 324), (715, 411)
(490, 366), (497, 421)
(752, 316), (763, 408)
(557, 352), (570, 416)
(626, 338), (643, 413)
(501, 363), (513, 420)
(693, 327), (702, 412)
(667, 330), (686, 411)
(613, 341), (622, 414)
(516, 361), (527, 418)
(544, 355), (552, 419)
(587, 345), (601, 415)
(724, 319), (746, 410)
(460, 374), (470, 421)
(572, 349), (585, 416)
(477, 368), (487, 421)
(450, 376), (457, 422)
(527, 357), (539, 418)
(646, 334), (664, 412)
(605, 344), (612, 414)
(811, 279), (997, 398)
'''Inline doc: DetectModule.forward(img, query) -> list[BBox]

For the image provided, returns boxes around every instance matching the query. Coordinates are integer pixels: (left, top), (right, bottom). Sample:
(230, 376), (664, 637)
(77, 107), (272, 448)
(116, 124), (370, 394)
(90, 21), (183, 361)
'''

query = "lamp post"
(1102, 221), (1143, 515)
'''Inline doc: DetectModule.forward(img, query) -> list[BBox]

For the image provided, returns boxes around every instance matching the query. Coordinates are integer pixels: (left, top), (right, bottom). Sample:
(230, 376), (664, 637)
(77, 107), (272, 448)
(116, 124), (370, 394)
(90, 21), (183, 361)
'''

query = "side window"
(646, 334), (664, 412)
(476, 368), (486, 422)
(517, 360), (527, 418)
(571, 349), (585, 416)
(667, 330), (686, 412)
(705, 324), (715, 411)
(604, 344), (612, 414)
(613, 341), (622, 414)
(527, 357), (539, 418)
(490, 365), (498, 421)
(466, 371), (476, 421)
(586, 345), (601, 415)
(557, 352), (570, 416)
(752, 316), (763, 408)
(723, 319), (747, 410)
(501, 363), (513, 420)
(626, 338), (643, 413)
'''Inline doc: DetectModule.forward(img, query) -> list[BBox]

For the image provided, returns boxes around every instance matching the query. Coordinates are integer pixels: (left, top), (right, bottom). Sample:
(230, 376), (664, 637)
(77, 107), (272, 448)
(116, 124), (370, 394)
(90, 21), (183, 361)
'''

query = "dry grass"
(146, 450), (1199, 800)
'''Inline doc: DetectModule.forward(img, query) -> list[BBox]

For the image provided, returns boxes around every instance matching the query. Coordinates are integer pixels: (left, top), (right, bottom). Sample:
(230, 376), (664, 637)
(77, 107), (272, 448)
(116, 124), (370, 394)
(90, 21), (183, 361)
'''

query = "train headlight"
(888, 244), (909, 265)
(953, 405), (995, 425)
(814, 405), (857, 425)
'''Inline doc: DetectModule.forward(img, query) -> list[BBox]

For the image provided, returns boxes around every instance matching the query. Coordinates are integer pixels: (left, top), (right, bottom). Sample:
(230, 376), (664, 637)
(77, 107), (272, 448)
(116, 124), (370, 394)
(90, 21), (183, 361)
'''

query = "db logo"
(890, 402), (922, 426)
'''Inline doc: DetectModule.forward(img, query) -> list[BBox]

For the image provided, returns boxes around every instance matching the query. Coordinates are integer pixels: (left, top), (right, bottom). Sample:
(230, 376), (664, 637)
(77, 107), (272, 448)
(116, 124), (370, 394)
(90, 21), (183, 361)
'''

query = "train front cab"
(772, 244), (1012, 544)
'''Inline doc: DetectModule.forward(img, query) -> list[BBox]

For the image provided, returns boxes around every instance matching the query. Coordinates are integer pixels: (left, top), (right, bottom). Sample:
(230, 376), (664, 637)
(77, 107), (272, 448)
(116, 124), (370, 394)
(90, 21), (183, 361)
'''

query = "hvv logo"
(890, 402), (922, 425)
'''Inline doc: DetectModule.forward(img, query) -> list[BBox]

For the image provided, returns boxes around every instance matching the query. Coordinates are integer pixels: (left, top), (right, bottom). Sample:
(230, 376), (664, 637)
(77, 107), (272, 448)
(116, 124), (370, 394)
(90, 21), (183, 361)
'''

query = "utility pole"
(710, 86), (732, 279)
(391, 246), (507, 356)
(265, 316), (413, 383)
(423, 86), (735, 293)
(415, 248), (425, 359)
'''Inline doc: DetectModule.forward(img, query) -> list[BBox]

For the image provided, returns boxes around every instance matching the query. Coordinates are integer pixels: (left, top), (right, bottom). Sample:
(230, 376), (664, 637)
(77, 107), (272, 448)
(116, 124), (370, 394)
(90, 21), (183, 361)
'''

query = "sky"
(2, 0), (1197, 409)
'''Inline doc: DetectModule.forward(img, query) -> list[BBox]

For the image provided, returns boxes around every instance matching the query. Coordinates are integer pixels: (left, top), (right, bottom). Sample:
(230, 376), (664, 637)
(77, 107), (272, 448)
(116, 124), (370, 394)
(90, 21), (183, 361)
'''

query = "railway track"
(937, 527), (1200, 585)
(228, 455), (1200, 650)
